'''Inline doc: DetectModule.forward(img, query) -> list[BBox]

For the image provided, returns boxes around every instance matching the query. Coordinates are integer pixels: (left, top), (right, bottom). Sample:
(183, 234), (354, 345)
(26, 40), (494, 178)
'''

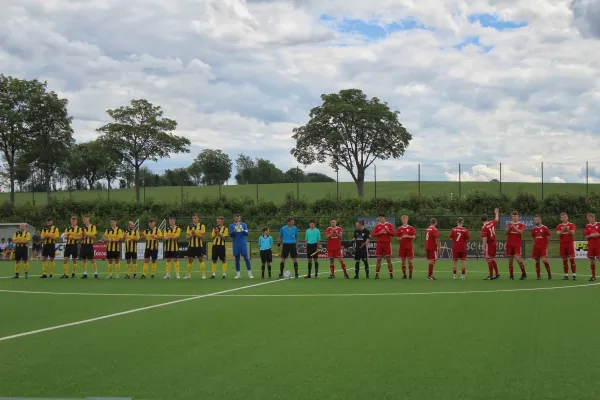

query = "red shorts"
(376, 242), (391, 257)
(506, 244), (521, 257)
(531, 246), (547, 259)
(398, 247), (414, 259)
(426, 250), (438, 261)
(484, 243), (496, 258)
(559, 244), (574, 258)
(452, 250), (466, 261)
(587, 246), (600, 258)
(327, 248), (342, 259)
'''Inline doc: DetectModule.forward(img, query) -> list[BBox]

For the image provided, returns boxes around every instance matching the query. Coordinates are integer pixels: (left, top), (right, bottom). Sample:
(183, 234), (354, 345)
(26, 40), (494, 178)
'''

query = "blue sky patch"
(468, 13), (527, 30)
(453, 36), (494, 52)
(320, 15), (432, 41)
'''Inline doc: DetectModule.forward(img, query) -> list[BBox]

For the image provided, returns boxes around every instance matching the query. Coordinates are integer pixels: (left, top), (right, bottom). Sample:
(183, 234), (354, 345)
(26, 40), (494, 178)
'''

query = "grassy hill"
(2, 180), (599, 205)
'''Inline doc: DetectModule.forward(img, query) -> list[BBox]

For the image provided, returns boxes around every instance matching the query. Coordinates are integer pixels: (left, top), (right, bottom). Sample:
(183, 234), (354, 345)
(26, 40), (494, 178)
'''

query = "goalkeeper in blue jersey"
(230, 214), (254, 279)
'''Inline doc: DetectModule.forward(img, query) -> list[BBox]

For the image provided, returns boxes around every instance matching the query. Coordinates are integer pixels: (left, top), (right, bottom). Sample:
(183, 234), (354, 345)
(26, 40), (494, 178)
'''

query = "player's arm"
(186, 226), (194, 240)
(407, 227), (416, 240)
(514, 224), (524, 235)
(493, 208), (499, 222)
(242, 223), (248, 236)
(196, 226), (205, 239)
(363, 231), (370, 247)
(584, 227), (594, 239)
(567, 225), (576, 236)
(465, 230), (470, 241)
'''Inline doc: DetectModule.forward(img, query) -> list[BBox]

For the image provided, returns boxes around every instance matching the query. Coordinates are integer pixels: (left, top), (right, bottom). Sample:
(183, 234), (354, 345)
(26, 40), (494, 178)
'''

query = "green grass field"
(1, 258), (598, 400)
(4, 180), (600, 204)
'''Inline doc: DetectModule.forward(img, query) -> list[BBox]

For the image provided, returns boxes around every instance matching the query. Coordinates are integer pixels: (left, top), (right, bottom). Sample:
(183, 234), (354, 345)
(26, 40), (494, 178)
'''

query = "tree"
(306, 172), (335, 183)
(191, 149), (232, 186)
(254, 159), (285, 184)
(163, 168), (193, 186)
(27, 88), (75, 202)
(96, 99), (190, 201)
(0, 75), (46, 205)
(291, 89), (412, 197)
(284, 167), (304, 183)
(76, 141), (110, 190)
(234, 153), (255, 184)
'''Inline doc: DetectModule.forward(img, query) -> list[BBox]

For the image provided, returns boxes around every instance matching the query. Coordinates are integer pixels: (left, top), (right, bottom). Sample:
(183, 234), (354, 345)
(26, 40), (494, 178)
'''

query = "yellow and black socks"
(71, 261), (78, 275)
(142, 262), (148, 276)
(63, 263), (68, 276)
(24, 261), (29, 274)
(222, 262), (228, 274)
(115, 262), (121, 275)
(151, 262), (157, 276)
(133, 263), (138, 276)
(175, 261), (180, 276)
(50, 260), (55, 275)
(187, 262), (192, 276)
(200, 261), (206, 276)
(107, 262), (113, 276)
(212, 262), (217, 275)
(166, 261), (172, 275)
(42, 261), (48, 275)
(15, 262), (20, 274)
(126, 263), (131, 276)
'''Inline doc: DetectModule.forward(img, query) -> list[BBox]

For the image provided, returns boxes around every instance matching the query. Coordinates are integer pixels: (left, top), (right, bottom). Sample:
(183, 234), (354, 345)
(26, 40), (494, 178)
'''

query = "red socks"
(518, 262), (526, 275)
(508, 260), (514, 276)
(402, 264), (407, 276)
(341, 264), (347, 274)
(428, 262), (434, 277)
(461, 267), (466, 275)
(329, 264), (335, 276)
(591, 261), (596, 278)
(452, 266), (457, 275)
(487, 260), (494, 277)
(570, 259), (576, 274)
(493, 261), (499, 275)
(563, 259), (569, 274)
(388, 264), (393, 274)
(535, 262), (541, 277)
(543, 261), (551, 274)
(409, 262), (414, 276)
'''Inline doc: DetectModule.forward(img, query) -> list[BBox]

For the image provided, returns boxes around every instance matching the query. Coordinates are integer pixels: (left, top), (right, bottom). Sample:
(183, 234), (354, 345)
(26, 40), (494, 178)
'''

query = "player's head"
(70, 216), (78, 226)
(587, 213), (596, 223)
(401, 215), (408, 225)
(430, 218), (437, 227)
(456, 217), (464, 227)
(19, 223), (26, 231)
(0, 238), (4, 242)
(262, 226), (269, 235)
(110, 218), (117, 228)
(481, 214), (488, 223)
(128, 221), (135, 230)
(534, 215), (542, 226)
(148, 218), (155, 228)
(560, 212), (568, 223)
(192, 213), (199, 224)
(356, 220), (365, 229)
(234, 214), (241, 223)
(378, 214), (386, 223)
(309, 220), (316, 229)
(168, 216), (176, 226)
(216, 216), (224, 226)
(83, 215), (90, 224)
(46, 217), (53, 226)
(287, 218), (294, 227)
(330, 218), (337, 227)
(511, 211), (519, 222)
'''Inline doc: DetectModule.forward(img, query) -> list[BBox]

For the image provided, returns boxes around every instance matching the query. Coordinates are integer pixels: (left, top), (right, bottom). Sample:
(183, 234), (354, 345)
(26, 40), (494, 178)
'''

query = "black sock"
(315, 262), (319, 275)
(307, 262), (312, 275)
(280, 262), (284, 275)
(293, 262), (298, 276)
(261, 263), (265, 275)
(363, 259), (369, 276)
(267, 265), (272, 276)
(355, 261), (360, 276)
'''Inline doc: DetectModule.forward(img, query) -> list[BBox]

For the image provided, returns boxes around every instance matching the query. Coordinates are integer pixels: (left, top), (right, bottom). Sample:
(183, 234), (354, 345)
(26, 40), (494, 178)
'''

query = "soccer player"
(481, 208), (500, 280)
(12, 224), (30, 279)
(396, 215), (416, 279)
(583, 213), (599, 281)
(505, 211), (527, 280)
(372, 214), (395, 279)
(40, 217), (60, 278)
(557, 213), (577, 280)
(185, 214), (206, 279)
(230, 214), (253, 279)
(104, 218), (124, 279)
(7, 239), (14, 260)
(63, 216), (82, 279)
(80, 215), (98, 278)
(0, 238), (6, 260)
(142, 219), (162, 279)
(259, 227), (273, 279)
(425, 218), (440, 280)
(211, 216), (228, 279)
(531, 216), (552, 280)
(278, 218), (299, 279)
(326, 219), (348, 279)
(124, 221), (140, 279)
(305, 220), (321, 278)
(449, 217), (470, 280)
(32, 231), (41, 261)
(351, 220), (370, 279)
(164, 216), (181, 279)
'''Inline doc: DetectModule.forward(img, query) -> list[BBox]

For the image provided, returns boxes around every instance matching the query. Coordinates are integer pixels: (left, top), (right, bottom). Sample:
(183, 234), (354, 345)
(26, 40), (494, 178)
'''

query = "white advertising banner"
(121, 242), (164, 260)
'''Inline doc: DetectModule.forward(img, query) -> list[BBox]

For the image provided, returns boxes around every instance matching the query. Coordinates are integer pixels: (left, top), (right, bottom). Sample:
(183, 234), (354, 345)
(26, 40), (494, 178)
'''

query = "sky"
(1, 0), (600, 185)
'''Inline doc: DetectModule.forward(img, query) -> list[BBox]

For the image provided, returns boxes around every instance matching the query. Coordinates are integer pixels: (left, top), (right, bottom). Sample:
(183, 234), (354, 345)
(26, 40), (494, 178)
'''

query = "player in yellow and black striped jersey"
(12, 224), (30, 279)
(104, 218), (124, 279)
(142, 219), (163, 279)
(40, 217), (60, 278)
(163, 216), (181, 279)
(184, 214), (206, 279)
(63, 216), (82, 279)
(211, 216), (229, 279)
(124, 221), (140, 279)
(80, 215), (98, 278)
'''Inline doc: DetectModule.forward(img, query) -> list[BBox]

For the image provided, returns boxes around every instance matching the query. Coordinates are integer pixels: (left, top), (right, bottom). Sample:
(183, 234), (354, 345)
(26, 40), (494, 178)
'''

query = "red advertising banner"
(93, 243), (107, 260)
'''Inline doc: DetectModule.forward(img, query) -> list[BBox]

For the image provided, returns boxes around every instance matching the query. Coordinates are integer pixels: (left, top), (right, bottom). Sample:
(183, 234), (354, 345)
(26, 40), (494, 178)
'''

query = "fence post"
(458, 163), (461, 199)
(418, 164), (421, 195)
(336, 169), (339, 201)
(586, 161), (589, 196)
(219, 184), (222, 200)
(180, 185), (184, 204)
(374, 164), (377, 199)
(541, 162), (544, 200)
(144, 185), (146, 203)
(256, 182), (259, 205)
(499, 163), (502, 195)
(107, 185), (110, 202)
(296, 166), (300, 199)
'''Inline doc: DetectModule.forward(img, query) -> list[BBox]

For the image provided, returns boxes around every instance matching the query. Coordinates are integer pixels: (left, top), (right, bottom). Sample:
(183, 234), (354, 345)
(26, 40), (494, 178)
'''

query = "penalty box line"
(0, 278), (286, 343)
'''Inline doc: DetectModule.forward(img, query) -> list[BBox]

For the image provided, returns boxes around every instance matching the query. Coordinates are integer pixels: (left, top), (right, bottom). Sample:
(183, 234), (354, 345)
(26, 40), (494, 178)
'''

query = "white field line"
(0, 278), (285, 343)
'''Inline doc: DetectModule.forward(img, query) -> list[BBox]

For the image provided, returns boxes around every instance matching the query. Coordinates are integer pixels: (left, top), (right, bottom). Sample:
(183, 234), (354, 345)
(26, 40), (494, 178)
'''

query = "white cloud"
(0, 0), (599, 184)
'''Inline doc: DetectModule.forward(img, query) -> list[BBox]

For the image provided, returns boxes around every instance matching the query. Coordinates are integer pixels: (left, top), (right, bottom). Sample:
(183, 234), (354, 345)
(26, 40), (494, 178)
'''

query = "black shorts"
(42, 244), (56, 258)
(281, 243), (298, 259)
(164, 250), (179, 259)
(354, 247), (368, 261)
(306, 243), (319, 259)
(260, 249), (273, 264)
(187, 246), (205, 259)
(125, 251), (137, 260)
(32, 243), (41, 251)
(15, 246), (28, 261)
(79, 244), (95, 260)
(64, 244), (78, 259)
(107, 251), (120, 260)
(212, 245), (226, 262)
(144, 249), (158, 261)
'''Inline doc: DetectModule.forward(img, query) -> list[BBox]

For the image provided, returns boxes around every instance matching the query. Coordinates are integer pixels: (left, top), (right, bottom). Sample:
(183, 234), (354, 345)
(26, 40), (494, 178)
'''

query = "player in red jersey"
(481, 208), (499, 280)
(530, 216), (552, 280)
(449, 217), (470, 280)
(557, 212), (577, 280)
(505, 211), (527, 280)
(372, 214), (395, 279)
(396, 215), (416, 279)
(425, 218), (440, 280)
(326, 219), (349, 279)
(583, 213), (599, 281)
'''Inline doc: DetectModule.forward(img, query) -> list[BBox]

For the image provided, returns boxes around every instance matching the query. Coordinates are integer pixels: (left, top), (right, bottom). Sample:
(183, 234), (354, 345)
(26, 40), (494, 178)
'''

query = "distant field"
(3, 181), (600, 205)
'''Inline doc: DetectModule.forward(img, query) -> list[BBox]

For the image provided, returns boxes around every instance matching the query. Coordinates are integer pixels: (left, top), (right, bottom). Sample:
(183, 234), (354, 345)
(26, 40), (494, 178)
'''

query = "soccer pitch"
(0, 259), (598, 400)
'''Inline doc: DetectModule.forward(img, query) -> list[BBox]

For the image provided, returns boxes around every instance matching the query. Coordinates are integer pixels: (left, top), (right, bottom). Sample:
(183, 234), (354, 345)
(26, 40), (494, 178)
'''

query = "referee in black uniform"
(352, 220), (371, 279)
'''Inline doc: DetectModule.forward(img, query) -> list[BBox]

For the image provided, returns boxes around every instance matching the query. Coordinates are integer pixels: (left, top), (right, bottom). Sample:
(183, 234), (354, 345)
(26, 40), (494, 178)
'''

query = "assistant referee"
(278, 218), (299, 279)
